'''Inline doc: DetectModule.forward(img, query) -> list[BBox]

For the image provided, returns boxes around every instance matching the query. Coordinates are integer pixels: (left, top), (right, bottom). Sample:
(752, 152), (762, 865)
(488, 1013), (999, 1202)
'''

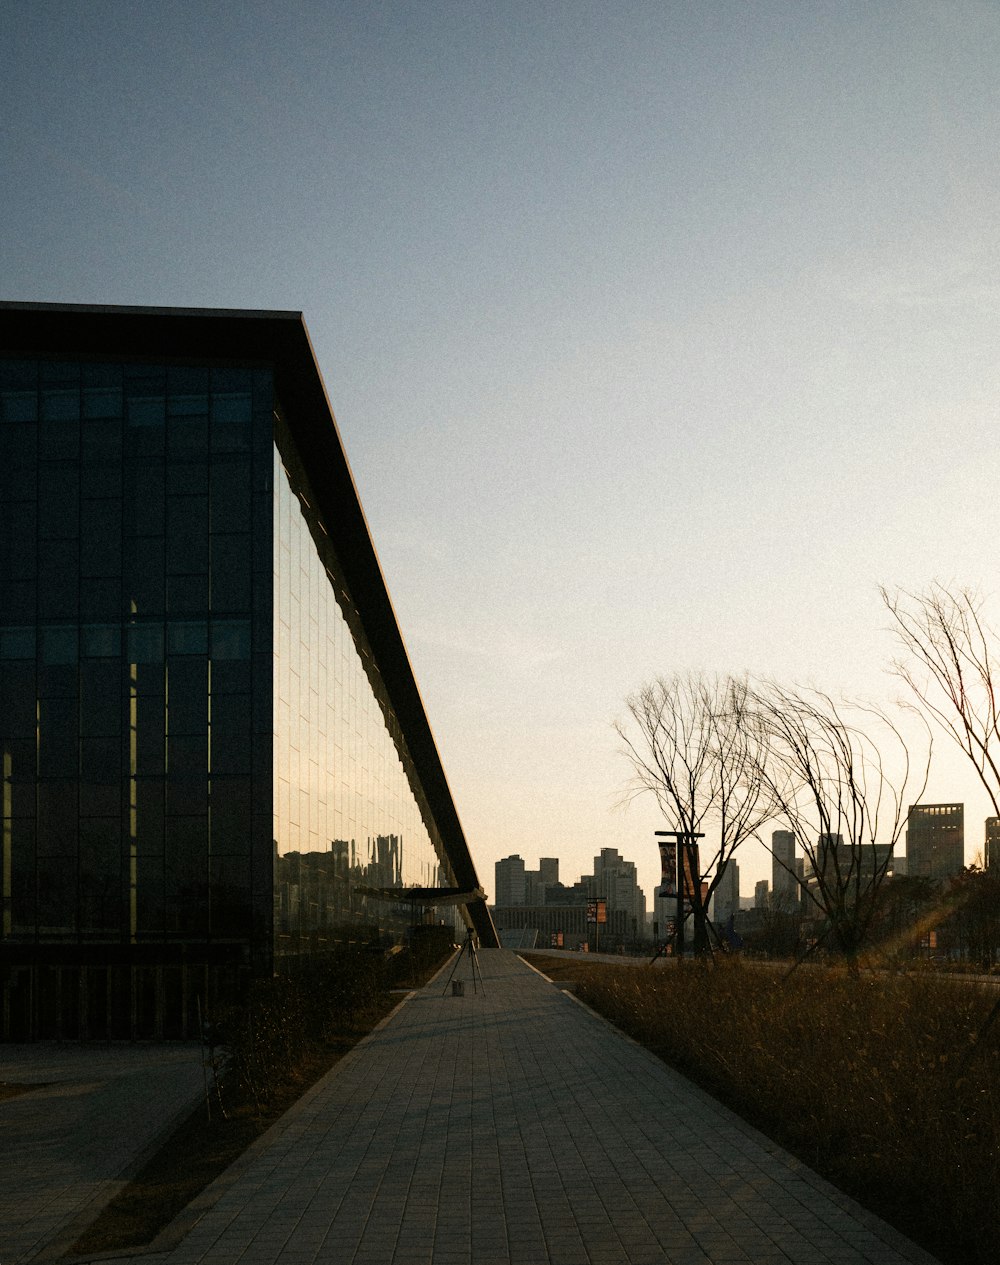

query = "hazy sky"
(4, 1), (1000, 902)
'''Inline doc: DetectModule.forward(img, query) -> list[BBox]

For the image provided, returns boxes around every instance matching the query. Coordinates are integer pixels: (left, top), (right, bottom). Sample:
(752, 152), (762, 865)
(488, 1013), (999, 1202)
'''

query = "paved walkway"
(0, 1042), (205, 1264)
(35, 949), (941, 1265)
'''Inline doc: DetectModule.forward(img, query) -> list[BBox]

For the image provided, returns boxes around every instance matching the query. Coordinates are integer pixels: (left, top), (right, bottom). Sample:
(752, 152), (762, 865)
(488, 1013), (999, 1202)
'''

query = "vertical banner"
(682, 842), (701, 909)
(656, 838), (678, 898)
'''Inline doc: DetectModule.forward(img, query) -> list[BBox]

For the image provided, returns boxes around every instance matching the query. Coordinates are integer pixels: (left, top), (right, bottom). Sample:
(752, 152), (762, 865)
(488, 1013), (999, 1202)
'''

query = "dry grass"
(0, 1081), (41, 1101)
(529, 954), (1000, 1265)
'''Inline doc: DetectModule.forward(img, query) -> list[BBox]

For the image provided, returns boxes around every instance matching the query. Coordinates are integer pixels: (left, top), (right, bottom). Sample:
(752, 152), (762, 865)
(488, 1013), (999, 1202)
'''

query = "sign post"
(654, 830), (704, 959)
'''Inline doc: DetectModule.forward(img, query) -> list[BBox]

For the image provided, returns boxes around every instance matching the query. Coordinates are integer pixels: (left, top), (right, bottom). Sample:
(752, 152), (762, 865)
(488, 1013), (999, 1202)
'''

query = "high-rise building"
(495, 855), (526, 906)
(754, 879), (770, 908)
(906, 804), (964, 880)
(771, 830), (798, 906)
(0, 302), (495, 1039)
(712, 859), (740, 924)
(985, 817), (1000, 869)
(590, 847), (646, 925)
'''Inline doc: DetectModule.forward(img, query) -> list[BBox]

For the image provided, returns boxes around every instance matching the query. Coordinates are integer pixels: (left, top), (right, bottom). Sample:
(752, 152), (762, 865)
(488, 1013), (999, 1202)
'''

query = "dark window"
(167, 733), (208, 778)
(211, 693), (251, 776)
(80, 660), (122, 736)
(0, 661), (36, 736)
(38, 470), (79, 539)
(0, 626), (35, 659)
(0, 390), (38, 422)
(210, 855), (251, 936)
(166, 573), (208, 615)
(126, 395), (165, 427)
(38, 540), (79, 618)
(0, 505), (38, 580)
(124, 537), (166, 614)
(135, 695), (166, 775)
(36, 861), (77, 933)
(124, 462), (165, 535)
(80, 500), (123, 576)
(136, 858), (166, 932)
(134, 778), (165, 854)
(80, 817), (122, 930)
(128, 622), (164, 664)
(37, 778), (78, 854)
(166, 496), (208, 573)
(81, 623), (121, 657)
(166, 620), (208, 657)
(41, 389), (80, 421)
(167, 458), (208, 495)
(165, 657), (208, 734)
(10, 817), (37, 930)
(83, 386), (124, 419)
(211, 619), (252, 659)
(209, 777), (252, 853)
(209, 535), (252, 612)
(80, 577), (121, 622)
(210, 456), (251, 531)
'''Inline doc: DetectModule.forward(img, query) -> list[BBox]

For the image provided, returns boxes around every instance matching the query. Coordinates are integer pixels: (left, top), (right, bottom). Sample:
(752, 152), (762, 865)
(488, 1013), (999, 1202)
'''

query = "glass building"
(0, 302), (495, 1040)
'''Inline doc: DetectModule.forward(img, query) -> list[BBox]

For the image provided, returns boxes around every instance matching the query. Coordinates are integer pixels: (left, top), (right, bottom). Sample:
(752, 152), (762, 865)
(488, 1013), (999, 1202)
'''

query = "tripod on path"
(443, 927), (485, 996)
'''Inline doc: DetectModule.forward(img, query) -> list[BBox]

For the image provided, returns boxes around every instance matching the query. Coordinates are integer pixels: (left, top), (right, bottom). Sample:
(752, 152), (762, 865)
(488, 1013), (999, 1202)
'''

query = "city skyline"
(4, 4), (1000, 902)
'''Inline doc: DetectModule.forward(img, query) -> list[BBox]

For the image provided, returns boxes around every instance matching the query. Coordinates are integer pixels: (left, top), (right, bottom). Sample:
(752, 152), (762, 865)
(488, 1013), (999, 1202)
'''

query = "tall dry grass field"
(573, 961), (1000, 1265)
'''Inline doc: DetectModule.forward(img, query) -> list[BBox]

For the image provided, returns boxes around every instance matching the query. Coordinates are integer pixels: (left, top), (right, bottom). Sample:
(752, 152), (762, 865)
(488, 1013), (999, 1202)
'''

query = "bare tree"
(881, 583), (1000, 816)
(751, 682), (930, 964)
(617, 673), (773, 954)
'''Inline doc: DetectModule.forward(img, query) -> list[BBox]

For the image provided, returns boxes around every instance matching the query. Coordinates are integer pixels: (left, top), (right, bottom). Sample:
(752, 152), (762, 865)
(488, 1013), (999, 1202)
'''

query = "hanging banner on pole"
(655, 838), (678, 898)
(682, 841), (701, 909)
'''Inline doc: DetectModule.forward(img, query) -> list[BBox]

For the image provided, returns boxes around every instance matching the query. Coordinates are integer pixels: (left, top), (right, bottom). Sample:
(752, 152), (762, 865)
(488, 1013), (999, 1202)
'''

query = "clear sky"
(4, 1), (1000, 904)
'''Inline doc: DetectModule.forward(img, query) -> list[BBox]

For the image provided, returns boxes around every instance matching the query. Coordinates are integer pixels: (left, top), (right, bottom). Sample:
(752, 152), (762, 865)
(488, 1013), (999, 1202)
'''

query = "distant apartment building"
(804, 833), (894, 888)
(588, 847), (646, 925)
(771, 830), (798, 906)
(712, 859), (740, 924)
(494, 855), (560, 908)
(985, 817), (1000, 869)
(906, 804), (964, 880)
(492, 848), (649, 949)
(494, 855), (526, 906)
(754, 879), (769, 908)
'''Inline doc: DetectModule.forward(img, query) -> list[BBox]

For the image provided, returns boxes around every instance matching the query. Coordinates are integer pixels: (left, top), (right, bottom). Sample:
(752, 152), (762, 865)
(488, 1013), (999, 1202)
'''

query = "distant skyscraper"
(589, 847), (646, 924)
(712, 859), (740, 924)
(538, 858), (559, 886)
(754, 879), (769, 909)
(495, 855), (526, 906)
(986, 818), (1000, 869)
(771, 830), (797, 905)
(906, 804), (964, 880)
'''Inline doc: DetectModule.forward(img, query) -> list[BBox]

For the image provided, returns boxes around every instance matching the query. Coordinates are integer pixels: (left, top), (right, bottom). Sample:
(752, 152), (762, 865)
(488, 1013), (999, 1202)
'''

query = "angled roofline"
(0, 300), (497, 946)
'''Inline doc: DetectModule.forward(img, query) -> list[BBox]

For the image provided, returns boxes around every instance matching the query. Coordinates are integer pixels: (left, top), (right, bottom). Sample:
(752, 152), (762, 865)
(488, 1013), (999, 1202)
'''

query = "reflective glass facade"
(272, 414), (455, 953)
(0, 304), (492, 1040)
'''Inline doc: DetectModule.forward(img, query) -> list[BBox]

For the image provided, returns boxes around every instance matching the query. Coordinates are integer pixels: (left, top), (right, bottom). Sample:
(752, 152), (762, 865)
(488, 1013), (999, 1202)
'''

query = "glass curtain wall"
(0, 356), (273, 1037)
(273, 415), (451, 955)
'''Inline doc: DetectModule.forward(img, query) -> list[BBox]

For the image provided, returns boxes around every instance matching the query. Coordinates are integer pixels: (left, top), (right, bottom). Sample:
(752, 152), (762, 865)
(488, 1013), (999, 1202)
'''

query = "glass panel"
(128, 622), (164, 663)
(165, 656), (208, 733)
(81, 623), (121, 657)
(40, 624), (78, 664)
(272, 433), (453, 952)
(80, 660), (121, 736)
(83, 387), (124, 419)
(0, 390), (38, 422)
(166, 620), (208, 656)
(0, 626), (35, 659)
(127, 396), (165, 427)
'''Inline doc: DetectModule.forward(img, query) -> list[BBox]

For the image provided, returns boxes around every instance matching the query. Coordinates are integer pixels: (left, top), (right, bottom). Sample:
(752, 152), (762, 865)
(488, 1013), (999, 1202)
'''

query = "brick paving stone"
(21, 951), (949, 1265)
